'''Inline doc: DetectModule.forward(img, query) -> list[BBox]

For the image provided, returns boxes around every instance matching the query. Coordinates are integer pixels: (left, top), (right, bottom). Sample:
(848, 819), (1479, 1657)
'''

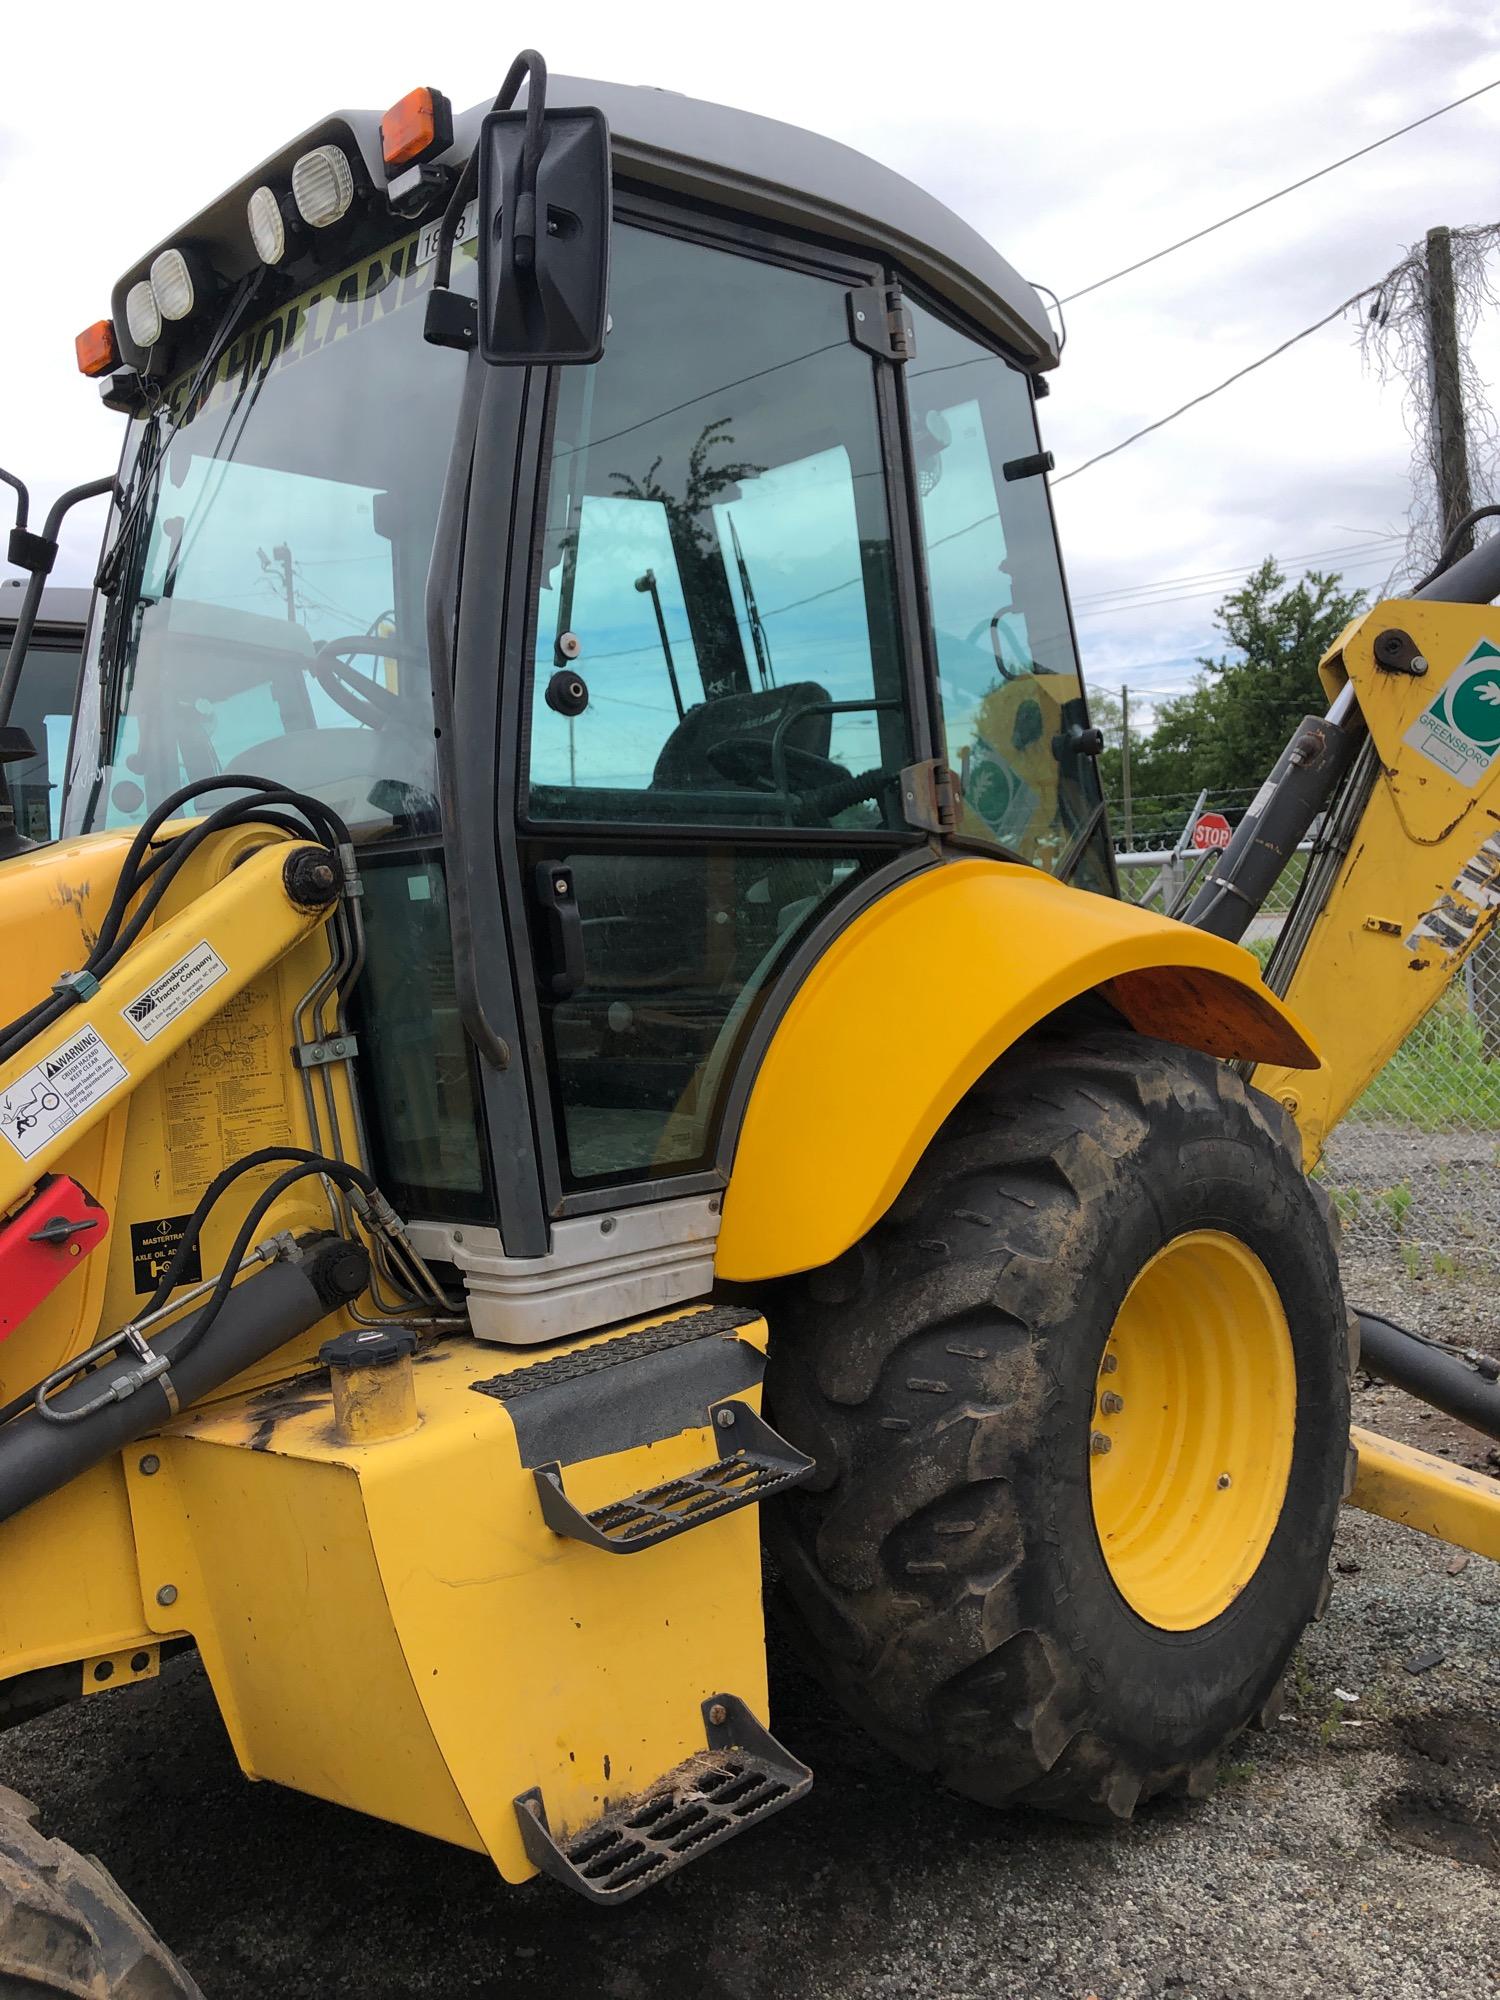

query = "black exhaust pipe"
(0, 1231), (368, 1526)
(1356, 1311), (1500, 1444)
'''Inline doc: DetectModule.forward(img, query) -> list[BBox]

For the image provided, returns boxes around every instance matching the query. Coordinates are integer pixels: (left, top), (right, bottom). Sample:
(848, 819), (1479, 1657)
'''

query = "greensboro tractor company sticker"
(0, 1026), (128, 1161)
(121, 941), (227, 1043)
(1404, 638), (1500, 787)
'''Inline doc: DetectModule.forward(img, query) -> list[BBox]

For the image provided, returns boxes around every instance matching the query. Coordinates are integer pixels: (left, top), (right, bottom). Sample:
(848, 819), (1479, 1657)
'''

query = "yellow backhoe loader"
(0, 52), (1497, 1992)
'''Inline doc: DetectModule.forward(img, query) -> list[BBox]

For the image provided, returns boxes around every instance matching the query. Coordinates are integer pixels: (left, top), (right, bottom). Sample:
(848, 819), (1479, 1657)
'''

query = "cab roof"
(112, 73), (1058, 371)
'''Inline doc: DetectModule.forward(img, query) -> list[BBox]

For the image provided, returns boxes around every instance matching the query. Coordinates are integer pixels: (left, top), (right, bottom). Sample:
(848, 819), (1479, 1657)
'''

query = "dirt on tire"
(765, 1025), (1353, 1821)
(0, 1781), (199, 1999)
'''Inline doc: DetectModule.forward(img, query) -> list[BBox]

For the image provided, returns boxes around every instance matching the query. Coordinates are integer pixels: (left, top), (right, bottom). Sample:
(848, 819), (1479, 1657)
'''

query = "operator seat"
(650, 680), (833, 789)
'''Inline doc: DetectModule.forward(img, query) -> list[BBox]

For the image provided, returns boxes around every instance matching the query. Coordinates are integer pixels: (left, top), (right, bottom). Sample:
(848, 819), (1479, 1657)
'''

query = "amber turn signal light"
(380, 86), (454, 172)
(75, 319), (119, 378)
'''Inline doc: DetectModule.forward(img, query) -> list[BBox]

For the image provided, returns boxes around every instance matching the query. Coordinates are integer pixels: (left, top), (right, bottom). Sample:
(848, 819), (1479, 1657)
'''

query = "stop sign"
(1192, 811), (1233, 851)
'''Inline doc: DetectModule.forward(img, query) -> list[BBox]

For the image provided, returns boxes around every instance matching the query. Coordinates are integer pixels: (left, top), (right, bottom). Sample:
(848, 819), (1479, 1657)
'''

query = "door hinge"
(847, 283), (916, 362)
(900, 759), (959, 835)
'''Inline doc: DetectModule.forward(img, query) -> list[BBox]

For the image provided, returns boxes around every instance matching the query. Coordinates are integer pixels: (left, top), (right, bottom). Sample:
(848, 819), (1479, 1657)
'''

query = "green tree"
(1137, 559), (1366, 800)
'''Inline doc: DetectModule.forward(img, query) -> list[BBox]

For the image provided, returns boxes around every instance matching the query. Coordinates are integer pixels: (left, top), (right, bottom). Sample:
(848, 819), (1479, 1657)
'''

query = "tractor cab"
(61, 69), (1111, 1336)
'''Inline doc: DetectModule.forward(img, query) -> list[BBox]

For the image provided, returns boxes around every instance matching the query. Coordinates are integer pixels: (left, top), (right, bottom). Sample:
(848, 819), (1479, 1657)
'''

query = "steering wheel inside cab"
(309, 635), (412, 729)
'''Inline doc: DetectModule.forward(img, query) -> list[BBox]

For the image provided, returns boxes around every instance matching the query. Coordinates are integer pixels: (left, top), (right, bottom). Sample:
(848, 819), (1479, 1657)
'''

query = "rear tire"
(0, 1784), (199, 1998)
(766, 1028), (1352, 1820)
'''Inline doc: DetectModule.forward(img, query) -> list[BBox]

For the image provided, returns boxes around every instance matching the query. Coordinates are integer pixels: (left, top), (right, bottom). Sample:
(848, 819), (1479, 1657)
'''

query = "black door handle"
(534, 860), (586, 999)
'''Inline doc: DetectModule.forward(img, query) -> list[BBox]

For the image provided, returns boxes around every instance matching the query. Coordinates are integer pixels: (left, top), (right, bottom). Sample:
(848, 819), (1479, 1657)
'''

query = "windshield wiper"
(95, 269), (266, 599)
(726, 511), (775, 691)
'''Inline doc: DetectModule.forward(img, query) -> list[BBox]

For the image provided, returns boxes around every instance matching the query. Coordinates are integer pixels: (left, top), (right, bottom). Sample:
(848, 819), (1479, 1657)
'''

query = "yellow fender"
(715, 856), (1318, 1281)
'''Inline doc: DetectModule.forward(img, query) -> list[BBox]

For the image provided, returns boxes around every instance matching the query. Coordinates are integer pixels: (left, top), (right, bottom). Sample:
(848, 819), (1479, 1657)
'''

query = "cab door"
(513, 205), (932, 1214)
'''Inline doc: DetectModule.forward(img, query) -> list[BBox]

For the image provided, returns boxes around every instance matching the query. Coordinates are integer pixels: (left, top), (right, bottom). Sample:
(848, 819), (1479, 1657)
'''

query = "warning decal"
(0, 1026), (128, 1161)
(1404, 638), (1500, 789)
(122, 941), (228, 1043)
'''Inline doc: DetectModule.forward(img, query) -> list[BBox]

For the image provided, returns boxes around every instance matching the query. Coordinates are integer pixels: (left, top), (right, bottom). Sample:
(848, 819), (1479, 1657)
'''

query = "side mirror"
(477, 106), (611, 366)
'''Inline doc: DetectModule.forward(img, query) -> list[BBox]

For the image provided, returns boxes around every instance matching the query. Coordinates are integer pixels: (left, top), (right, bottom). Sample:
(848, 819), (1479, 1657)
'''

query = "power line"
(1073, 545), (1403, 620)
(1059, 75), (1500, 305)
(1069, 535), (1403, 607)
(1053, 281), (1381, 486)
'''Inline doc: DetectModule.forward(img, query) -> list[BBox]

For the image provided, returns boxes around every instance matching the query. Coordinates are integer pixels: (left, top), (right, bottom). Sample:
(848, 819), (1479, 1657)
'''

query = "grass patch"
(1347, 988), (1500, 1131)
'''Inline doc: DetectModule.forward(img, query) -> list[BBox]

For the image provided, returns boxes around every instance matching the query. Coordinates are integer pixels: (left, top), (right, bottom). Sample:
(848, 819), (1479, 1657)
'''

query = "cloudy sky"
(3, 0), (1497, 738)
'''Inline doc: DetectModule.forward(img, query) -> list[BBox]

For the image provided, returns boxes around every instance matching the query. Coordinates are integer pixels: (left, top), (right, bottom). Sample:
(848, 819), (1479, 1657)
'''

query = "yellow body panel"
(0, 1461), (166, 1680)
(0, 827), (355, 1427)
(123, 1311), (775, 1881)
(1347, 1424), (1500, 1560)
(0, 837), (328, 1216)
(1259, 599), (1500, 1163)
(717, 855), (1317, 1280)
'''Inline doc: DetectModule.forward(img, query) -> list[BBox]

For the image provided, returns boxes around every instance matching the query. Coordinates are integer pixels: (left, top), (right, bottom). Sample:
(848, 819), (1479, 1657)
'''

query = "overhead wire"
(1054, 282), (1383, 486)
(1058, 75), (1500, 304)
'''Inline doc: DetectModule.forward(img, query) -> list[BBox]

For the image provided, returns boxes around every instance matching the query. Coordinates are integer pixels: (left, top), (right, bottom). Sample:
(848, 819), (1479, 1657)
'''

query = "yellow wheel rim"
(1089, 1230), (1296, 1632)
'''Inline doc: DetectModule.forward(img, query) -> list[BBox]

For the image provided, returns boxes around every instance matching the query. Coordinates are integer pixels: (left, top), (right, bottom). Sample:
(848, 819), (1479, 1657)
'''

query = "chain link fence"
(1114, 800), (1500, 1288)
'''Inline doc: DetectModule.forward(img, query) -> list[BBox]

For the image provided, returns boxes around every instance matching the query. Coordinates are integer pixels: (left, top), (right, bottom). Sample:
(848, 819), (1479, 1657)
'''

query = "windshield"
(64, 223), (477, 837)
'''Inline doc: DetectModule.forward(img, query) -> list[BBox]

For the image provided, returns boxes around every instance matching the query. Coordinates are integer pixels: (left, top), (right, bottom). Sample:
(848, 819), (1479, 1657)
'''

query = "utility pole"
(257, 543), (298, 623)
(1120, 685), (1133, 850)
(272, 542), (297, 623)
(1425, 226), (1475, 561)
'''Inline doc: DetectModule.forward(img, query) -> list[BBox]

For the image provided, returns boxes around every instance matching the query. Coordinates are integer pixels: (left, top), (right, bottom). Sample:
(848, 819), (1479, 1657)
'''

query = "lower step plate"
(514, 1693), (811, 1904)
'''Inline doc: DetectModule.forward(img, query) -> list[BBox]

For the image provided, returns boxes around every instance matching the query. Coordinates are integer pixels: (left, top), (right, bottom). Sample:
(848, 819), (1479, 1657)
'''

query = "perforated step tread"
(515, 1694), (811, 1903)
(534, 1399), (815, 1553)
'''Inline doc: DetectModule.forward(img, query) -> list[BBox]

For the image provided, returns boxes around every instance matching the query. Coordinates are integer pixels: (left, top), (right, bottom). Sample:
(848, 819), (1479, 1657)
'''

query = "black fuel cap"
(319, 1325), (417, 1370)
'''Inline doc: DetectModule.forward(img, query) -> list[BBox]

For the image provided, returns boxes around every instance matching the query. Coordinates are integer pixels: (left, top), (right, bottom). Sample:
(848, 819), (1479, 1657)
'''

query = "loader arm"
(1252, 591), (1500, 1163)
(1220, 556), (1500, 1563)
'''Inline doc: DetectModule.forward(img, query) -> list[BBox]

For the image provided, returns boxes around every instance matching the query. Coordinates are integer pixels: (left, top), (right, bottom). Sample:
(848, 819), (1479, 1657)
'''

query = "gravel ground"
(0, 1355), (1495, 1998)
(1324, 1122), (1500, 1285)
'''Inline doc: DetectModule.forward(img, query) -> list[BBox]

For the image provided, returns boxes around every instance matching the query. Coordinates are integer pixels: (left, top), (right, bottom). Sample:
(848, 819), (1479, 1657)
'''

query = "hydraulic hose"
(0, 777), (351, 1067)
(0, 1231), (368, 1527)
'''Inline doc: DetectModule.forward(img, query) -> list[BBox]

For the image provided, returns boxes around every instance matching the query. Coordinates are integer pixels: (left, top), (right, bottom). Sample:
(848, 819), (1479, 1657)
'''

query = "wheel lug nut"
(1090, 1431), (1112, 1455)
(1100, 1391), (1124, 1415)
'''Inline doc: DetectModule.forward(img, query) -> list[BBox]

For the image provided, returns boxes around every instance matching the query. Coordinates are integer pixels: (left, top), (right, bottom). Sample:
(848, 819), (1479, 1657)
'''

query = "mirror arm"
(426, 47), (549, 348)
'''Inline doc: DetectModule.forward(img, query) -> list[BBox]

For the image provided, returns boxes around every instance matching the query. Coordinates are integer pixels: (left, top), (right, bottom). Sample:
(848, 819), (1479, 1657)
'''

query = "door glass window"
(906, 303), (1110, 887)
(545, 846), (882, 1184)
(528, 225), (910, 831)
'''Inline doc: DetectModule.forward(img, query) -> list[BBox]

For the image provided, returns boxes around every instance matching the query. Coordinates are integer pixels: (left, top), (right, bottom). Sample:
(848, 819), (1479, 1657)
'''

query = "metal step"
(514, 1693), (811, 1903)
(532, 1398), (813, 1554)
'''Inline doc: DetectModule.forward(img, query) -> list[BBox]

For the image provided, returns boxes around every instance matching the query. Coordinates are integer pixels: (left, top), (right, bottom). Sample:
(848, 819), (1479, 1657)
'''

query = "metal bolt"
(156, 1584), (178, 1607)
(1100, 1353), (1119, 1374)
(332, 1039), (347, 1057)
(716, 1407), (736, 1429)
(138, 1453), (160, 1476)
(1090, 1431), (1112, 1455)
(1100, 1391), (1124, 1415)
(554, 877), (569, 896)
(1217, 1473), (1232, 1490)
(600, 1216), (616, 1235)
(707, 1701), (728, 1726)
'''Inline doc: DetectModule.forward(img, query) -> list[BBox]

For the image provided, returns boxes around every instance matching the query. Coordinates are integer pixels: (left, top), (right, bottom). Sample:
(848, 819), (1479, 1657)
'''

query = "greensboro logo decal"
(1405, 638), (1500, 788)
